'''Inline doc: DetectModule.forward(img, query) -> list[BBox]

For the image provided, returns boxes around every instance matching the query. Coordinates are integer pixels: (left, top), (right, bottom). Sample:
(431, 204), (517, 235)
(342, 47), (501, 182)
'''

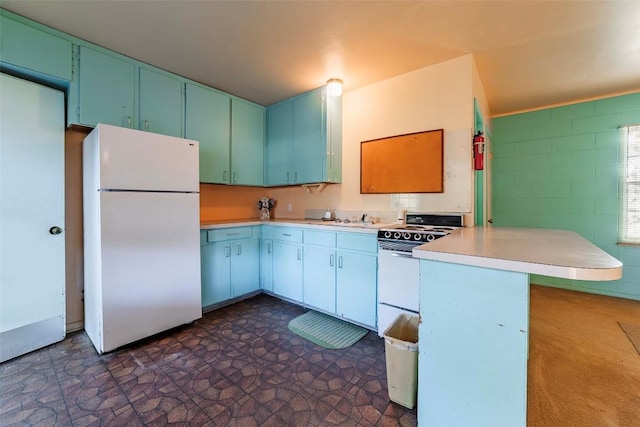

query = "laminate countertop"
(412, 227), (622, 281)
(200, 219), (395, 234)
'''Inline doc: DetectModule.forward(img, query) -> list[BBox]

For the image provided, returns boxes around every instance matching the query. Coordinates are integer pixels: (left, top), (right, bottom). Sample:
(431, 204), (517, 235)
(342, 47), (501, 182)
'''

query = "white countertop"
(412, 227), (622, 281)
(200, 218), (394, 234)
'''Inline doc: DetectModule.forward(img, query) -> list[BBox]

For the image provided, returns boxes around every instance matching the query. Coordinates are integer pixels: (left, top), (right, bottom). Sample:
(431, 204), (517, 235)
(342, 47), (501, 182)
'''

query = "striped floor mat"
(288, 311), (368, 349)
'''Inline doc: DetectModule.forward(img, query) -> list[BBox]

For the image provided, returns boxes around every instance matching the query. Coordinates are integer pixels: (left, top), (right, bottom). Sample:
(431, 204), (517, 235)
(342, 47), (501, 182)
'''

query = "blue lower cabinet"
(260, 238), (273, 292)
(303, 245), (336, 313)
(272, 241), (303, 301)
(200, 228), (260, 308)
(232, 238), (260, 297)
(201, 242), (232, 306)
(335, 244), (377, 328)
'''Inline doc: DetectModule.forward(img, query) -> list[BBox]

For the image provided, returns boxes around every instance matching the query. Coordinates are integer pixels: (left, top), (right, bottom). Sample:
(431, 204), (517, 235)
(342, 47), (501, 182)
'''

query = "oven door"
(377, 247), (420, 335)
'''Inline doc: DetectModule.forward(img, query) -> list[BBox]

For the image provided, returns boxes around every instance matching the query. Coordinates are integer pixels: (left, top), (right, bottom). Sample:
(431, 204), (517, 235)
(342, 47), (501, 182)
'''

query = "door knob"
(49, 226), (63, 235)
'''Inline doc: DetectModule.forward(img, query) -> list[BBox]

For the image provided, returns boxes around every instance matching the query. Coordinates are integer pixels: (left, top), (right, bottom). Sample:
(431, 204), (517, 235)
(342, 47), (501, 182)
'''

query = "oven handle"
(390, 252), (415, 258)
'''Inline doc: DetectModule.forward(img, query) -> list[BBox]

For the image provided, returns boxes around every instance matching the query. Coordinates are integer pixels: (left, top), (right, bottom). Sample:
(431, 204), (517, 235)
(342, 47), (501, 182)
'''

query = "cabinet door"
(139, 68), (183, 137)
(0, 16), (71, 81)
(231, 99), (264, 186)
(265, 101), (293, 186)
(293, 88), (324, 184)
(260, 239), (274, 292)
(336, 251), (377, 327)
(303, 245), (336, 313)
(201, 242), (232, 307)
(185, 83), (230, 183)
(232, 238), (260, 297)
(272, 241), (303, 301)
(78, 47), (135, 128)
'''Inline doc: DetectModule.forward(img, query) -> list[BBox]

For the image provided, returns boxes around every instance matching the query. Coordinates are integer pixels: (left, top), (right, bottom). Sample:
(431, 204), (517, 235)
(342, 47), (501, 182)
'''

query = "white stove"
(376, 213), (464, 336)
(377, 213), (463, 252)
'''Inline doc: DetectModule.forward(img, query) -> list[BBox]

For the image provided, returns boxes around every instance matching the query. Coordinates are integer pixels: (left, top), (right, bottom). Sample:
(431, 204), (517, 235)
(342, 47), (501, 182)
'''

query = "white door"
(0, 74), (66, 362)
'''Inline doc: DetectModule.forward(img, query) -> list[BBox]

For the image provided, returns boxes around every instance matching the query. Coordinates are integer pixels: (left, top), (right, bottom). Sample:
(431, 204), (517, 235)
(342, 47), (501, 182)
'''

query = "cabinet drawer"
(207, 227), (253, 242)
(304, 230), (336, 247)
(261, 225), (274, 239)
(337, 233), (378, 253)
(272, 227), (303, 243)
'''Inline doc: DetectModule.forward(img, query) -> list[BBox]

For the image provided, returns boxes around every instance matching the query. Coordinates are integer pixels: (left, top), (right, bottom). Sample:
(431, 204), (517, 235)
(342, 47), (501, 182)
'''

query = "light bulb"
(327, 78), (343, 97)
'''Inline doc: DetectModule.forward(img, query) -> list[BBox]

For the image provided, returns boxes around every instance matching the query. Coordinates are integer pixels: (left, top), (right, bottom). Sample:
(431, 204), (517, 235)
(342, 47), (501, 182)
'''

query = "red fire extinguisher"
(473, 131), (485, 170)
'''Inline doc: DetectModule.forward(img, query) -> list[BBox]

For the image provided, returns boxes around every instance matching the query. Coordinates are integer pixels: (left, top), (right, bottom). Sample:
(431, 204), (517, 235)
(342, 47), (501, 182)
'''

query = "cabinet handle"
(236, 245), (241, 256)
(233, 172), (238, 183)
(294, 171), (298, 182)
(225, 246), (231, 258)
(297, 249), (301, 260)
(329, 254), (334, 267)
(127, 116), (132, 128)
(267, 242), (271, 254)
(144, 120), (149, 131)
(223, 171), (228, 182)
(282, 233), (292, 237)
(286, 172), (290, 182)
(338, 256), (343, 269)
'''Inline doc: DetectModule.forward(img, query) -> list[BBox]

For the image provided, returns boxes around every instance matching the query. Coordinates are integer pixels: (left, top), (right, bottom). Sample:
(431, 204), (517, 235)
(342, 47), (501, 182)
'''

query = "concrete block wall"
(492, 92), (640, 300)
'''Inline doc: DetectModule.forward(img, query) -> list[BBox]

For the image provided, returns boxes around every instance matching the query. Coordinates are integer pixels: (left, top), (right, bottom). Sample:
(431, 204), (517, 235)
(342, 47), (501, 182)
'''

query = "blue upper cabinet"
(0, 15), (71, 83)
(265, 86), (342, 186)
(265, 101), (294, 185)
(74, 46), (136, 128)
(74, 48), (185, 134)
(293, 89), (324, 184)
(185, 83), (265, 185)
(185, 83), (231, 184)
(231, 99), (265, 186)
(139, 68), (183, 137)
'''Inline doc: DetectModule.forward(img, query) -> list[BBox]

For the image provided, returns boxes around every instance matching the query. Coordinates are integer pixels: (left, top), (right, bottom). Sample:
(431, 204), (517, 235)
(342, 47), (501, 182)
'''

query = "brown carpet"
(618, 322), (640, 356)
(528, 285), (640, 427)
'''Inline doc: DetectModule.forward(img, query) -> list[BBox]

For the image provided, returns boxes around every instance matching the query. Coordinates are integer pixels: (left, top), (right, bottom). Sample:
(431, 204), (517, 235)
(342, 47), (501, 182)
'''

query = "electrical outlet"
(287, 202), (292, 212)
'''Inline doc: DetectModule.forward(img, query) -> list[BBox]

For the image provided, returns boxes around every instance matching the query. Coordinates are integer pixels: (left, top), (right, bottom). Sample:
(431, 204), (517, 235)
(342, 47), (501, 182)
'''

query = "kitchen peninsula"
(412, 227), (623, 427)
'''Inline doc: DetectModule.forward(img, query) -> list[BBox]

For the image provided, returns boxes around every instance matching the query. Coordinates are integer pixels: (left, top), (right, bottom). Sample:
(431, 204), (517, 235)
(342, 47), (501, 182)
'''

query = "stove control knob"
(384, 231), (392, 238)
(403, 232), (411, 240)
(414, 234), (422, 241)
(393, 232), (401, 239)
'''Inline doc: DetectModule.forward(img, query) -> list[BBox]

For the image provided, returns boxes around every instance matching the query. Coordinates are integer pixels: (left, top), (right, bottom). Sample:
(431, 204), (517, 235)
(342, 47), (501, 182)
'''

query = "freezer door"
(96, 191), (201, 353)
(91, 124), (199, 192)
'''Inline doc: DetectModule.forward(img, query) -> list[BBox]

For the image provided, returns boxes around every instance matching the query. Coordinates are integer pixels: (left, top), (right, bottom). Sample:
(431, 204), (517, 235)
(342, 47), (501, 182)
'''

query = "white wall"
(270, 55), (478, 223)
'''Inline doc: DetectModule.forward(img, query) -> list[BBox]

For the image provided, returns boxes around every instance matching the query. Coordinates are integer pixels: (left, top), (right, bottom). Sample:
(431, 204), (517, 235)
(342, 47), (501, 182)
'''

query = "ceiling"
(2, 1), (640, 115)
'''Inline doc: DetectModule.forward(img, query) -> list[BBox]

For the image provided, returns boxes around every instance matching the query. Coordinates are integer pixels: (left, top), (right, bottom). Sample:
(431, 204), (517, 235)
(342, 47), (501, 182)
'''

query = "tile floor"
(0, 294), (417, 426)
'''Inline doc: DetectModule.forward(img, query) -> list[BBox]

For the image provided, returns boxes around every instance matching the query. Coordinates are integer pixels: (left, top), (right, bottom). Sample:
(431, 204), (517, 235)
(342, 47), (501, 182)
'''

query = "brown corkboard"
(360, 129), (444, 193)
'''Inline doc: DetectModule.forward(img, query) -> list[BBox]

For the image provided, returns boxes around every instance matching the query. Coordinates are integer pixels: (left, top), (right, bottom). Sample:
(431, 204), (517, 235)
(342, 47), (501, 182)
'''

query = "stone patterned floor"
(0, 294), (417, 426)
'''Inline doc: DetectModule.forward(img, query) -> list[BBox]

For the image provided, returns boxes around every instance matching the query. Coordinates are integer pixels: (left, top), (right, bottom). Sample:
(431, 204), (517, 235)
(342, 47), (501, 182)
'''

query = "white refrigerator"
(83, 124), (202, 353)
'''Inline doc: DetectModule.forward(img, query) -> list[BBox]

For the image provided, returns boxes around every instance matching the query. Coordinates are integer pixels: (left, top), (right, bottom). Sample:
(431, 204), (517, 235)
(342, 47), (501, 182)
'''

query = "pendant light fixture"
(326, 78), (343, 97)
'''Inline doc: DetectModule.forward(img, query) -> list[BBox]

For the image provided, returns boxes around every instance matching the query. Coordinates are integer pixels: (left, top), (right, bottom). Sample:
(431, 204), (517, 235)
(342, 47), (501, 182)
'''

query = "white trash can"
(383, 314), (419, 409)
